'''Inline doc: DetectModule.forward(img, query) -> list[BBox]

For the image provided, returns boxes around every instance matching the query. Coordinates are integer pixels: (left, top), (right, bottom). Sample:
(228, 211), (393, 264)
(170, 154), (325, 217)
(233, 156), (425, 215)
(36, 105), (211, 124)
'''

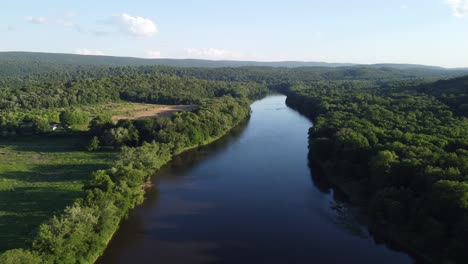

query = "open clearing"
(109, 103), (196, 123)
(0, 102), (194, 252)
(0, 136), (117, 251)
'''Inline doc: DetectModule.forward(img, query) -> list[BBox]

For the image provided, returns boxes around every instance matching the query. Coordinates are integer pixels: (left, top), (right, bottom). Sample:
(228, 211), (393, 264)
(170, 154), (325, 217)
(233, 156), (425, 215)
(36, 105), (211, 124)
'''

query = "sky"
(1, 0), (468, 67)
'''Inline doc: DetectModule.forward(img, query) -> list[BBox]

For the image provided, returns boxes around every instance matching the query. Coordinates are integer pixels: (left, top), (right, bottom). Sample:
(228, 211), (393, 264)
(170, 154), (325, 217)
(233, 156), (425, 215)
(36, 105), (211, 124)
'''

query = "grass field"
(0, 102), (194, 252)
(0, 136), (117, 252)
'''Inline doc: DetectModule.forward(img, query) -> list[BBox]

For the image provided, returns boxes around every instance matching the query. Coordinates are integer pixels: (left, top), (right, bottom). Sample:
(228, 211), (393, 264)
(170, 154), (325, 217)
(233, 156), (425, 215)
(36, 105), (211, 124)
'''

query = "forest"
(1, 95), (252, 263)
(0, 55), (467, 263)
(0, 62), (267, 263)
(285, 78), (468, 263)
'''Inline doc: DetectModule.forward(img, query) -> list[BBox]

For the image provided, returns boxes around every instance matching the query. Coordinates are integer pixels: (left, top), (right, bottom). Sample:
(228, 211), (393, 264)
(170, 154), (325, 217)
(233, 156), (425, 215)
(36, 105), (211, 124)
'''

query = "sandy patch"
(112, 104), (196, 123)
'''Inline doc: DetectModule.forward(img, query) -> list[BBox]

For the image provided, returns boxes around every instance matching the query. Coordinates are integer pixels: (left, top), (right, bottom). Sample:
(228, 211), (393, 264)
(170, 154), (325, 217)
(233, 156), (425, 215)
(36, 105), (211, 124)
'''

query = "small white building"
(50, 123), (59, 131)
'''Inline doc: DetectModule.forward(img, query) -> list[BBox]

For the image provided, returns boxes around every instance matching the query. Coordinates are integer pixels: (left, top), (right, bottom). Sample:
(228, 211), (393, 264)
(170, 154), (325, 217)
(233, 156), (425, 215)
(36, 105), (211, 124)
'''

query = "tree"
(87, 136), (100, 151)
(89, 114), (113, 136)
(85, 170), (114, 192)
(0, 249), (42, 264)
(32, 117), (51, 133)
(59, 110), (89, 130)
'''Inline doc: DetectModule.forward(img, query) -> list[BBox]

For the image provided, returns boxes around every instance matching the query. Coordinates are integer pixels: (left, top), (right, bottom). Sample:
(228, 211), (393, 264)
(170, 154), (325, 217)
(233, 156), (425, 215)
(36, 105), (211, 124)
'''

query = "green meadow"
(0, 136), (117, 251)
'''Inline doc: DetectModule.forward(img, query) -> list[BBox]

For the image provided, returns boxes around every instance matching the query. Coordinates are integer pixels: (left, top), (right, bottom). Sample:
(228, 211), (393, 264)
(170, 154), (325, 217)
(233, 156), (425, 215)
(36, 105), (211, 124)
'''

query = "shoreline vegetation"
(284, 82), (468, 264)
(0, 57), (466, 264)
(0, 95), (260, 264)
(91, 104), (250, 264)
(0, 66), (268, 263)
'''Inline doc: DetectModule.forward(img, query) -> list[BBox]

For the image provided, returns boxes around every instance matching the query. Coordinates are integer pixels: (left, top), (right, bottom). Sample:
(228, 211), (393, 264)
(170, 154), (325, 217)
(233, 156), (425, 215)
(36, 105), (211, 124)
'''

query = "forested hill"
(1, 51), (467, 77)
(0, 51), (353, 71)
(417, 75), (468, 117)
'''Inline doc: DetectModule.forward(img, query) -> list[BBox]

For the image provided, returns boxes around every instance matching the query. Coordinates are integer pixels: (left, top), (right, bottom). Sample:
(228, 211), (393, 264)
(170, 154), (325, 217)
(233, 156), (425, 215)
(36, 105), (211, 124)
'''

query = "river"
(98, 94), (415, 264)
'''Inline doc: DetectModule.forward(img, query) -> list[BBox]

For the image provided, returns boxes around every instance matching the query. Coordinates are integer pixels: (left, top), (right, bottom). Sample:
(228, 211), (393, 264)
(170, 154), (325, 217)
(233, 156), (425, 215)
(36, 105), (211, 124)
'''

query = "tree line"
(0, 95), (253, 263)
(0, 71), (267, 137)
(285, 80), (468, 263)
(0, 60), (466, 263)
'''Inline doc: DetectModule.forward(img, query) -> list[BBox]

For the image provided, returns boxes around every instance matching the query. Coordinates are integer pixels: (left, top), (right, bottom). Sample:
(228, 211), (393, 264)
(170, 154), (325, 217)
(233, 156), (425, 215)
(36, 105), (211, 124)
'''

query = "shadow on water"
(97, 118), (251, 264)
(286, 96), (424, 263)
(155, 118), (250, 182)
(98, 95), (418, 264)
(305, 138), (425, 264)
(132, 118), (251, 214)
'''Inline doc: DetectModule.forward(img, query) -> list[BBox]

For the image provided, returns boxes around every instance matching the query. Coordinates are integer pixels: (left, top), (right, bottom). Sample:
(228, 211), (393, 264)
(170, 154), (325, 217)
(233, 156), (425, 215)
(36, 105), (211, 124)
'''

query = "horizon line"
(1, 50), (467, 70)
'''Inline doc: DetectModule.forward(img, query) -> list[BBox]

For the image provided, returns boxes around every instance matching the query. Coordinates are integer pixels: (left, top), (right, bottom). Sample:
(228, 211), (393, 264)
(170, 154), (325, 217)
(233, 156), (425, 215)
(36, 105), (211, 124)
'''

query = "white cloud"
(146, 50), (162, 58)
(26, 13), (158, 38)
(400, 4), (408, 9)
(74, 49), (106, 56)
(27, 16), (49, 24)
(113, 13), (158, 37)
(55, 19), (74, 27)
(445, 0), (468, 18)
(185, 48), (244, 60)
(27, 15), (75, 27)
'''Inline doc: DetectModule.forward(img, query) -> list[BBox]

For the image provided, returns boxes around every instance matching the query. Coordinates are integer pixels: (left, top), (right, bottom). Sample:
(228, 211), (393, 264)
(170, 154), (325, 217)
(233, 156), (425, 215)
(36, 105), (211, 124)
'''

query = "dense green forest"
(0, 51), (355, 75)
(0, 60), (267, 263)
(1, 96), (252, 263)
(0, 70), (266, 136)
(285, 78), (468, 263)
(0, 55), (467, 263)
(0, 95), (259, 263)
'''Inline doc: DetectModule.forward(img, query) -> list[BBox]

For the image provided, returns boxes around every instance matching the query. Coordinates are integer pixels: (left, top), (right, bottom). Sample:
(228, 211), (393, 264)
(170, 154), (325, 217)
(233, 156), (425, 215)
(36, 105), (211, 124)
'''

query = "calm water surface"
(98, 94), (415, 264)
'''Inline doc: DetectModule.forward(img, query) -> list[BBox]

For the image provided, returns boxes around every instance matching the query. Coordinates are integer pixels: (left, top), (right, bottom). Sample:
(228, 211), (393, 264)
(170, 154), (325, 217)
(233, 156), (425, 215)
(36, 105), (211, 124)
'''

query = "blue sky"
(1, 0), (468, 67)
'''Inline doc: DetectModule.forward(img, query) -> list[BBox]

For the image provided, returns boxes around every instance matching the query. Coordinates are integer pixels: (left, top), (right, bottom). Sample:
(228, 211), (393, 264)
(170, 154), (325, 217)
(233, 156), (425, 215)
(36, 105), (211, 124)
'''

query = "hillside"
(0, 51), (353, 69)
(417, 75), (468, 117)
(1, 51), (467, 72)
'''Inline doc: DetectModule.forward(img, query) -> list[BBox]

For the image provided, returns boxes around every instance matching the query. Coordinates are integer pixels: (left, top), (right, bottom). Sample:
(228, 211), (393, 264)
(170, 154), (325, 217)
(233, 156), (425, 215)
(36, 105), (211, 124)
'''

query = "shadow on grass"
(0, 186), (83, 251)
(0, 162), (114, 183)
(0, 135), (90, 153)
(0, 136), (118, 252)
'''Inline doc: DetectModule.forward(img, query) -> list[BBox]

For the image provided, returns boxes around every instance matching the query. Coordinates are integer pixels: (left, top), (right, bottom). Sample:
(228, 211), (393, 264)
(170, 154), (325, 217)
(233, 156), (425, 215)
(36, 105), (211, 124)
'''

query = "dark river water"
(98, 94), (415, 264)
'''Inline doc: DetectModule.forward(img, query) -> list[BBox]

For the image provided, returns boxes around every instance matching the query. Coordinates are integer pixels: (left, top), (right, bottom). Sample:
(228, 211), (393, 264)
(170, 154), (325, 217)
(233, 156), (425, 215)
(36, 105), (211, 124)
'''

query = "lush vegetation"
(0, 136), (117, 252)
(0, 51), (349, 75)
(0, 54), (467, 263)
(0, 70), (266, 136)
(417, 76), (468, 117)
(0, 59), (262, 263)
(285, 79), (468, 263)
(0, 96), (251, 263)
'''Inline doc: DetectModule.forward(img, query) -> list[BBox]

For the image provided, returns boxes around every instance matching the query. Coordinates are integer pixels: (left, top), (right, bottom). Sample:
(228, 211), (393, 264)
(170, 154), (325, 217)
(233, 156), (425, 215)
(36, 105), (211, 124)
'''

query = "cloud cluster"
(74, 48), (106, 56)
(27, 15), (75, 27)
(114, 13), (158, 37)
(26, 13), (158, 38)
(27, 16), (49, 24)
(186, 48), (244, 60)
(445, 0), (468, 18)
(146, 50), (162, 58)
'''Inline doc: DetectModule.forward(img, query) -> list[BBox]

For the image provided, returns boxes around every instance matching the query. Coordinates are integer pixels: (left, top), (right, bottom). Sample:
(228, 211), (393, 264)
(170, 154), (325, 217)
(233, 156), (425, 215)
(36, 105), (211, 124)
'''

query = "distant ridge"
(0, 51), (355, 68)
(0, 51), (466, 72)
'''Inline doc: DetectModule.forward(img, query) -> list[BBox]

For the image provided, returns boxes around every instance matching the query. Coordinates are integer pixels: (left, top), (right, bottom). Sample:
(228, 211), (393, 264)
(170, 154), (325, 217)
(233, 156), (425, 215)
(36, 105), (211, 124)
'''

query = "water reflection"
(98, 95), (415, 264)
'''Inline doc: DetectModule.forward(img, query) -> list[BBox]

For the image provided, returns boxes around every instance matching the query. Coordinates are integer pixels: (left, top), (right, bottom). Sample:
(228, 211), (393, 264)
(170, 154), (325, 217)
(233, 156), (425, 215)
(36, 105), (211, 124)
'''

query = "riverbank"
(284, 93), (428, 261)
(284, 87), (459, 264)
(0, 96), (255, 264)
(97, 94), (414, 264)
(90, 110), (252, 264)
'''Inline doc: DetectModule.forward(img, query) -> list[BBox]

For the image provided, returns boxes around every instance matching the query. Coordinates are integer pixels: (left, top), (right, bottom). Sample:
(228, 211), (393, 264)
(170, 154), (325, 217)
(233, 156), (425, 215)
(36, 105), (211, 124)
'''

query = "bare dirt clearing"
(111, 104), (196, 123)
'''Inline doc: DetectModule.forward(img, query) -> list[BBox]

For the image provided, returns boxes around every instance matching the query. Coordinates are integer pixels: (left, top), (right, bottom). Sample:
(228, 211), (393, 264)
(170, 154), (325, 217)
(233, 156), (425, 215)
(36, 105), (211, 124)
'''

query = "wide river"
(98, 94), (415, 264)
